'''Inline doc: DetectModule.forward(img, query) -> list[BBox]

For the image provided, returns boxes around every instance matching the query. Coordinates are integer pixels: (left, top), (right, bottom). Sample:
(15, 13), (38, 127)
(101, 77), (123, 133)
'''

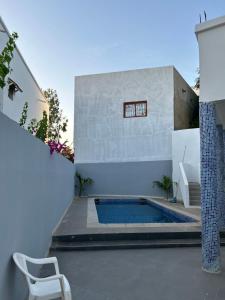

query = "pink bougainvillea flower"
(48, 140), (67, 155)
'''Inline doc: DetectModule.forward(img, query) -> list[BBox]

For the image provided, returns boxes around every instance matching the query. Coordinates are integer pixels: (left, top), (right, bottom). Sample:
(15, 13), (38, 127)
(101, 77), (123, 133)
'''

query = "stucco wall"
(75, 66), (174, 163)
(196, 15), (225, 103)
(76, 160), (172, 197)
(173, 68), (197, 129)
(0, 112), (74, 300)
(0, 18), (48, 124)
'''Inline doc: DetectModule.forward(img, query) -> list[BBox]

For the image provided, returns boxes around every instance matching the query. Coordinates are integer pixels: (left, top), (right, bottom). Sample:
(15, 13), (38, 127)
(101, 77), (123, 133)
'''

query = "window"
(8, 84), (16, 100)
(7, 78), (23, 100)
(123, 100), (147, 118)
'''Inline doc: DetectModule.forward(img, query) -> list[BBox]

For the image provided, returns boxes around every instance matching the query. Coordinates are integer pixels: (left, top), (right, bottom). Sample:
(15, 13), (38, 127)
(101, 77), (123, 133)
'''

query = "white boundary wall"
(172, 128), (200, 203)
(0, 112), (74, 300)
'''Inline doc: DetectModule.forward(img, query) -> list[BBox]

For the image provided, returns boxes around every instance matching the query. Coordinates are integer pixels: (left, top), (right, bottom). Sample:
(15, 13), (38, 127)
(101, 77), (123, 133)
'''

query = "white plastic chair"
(13, 252), (72, 300)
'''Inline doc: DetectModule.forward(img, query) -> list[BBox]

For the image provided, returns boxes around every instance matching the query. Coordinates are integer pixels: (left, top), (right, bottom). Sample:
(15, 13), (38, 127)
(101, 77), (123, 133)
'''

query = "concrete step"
(190, 195), (200, 199)
(190, 200), (200, 206)
(189, 182), (200, 186)
(189, 190), (200, 195)
(188, 182), (201, 206)
(189, 187), (200, 192)
(190, 193), (200, 198)
(51, 232), (225, 250)
(51, 238), (225, 251)
(190, 198), (200, 202)
(189, 183), (200, 189)
(52, 231), (202, 243)
(190, 195), (200, 200)
(189, 191), (200, 195)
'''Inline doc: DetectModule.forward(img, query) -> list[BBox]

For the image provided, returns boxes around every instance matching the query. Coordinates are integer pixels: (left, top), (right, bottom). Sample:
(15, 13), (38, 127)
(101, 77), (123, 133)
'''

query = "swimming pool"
(95, 198), (196, 224)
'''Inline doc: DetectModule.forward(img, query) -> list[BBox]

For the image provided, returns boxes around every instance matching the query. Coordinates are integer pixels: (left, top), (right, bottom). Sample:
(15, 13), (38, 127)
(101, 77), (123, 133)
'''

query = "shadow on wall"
(75, 160), (172, 197)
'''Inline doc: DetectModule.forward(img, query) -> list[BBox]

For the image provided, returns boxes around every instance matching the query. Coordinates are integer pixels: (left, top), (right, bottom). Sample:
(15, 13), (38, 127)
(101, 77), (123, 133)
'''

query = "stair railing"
(178, 162), (190, 208)
(175, 146), (190, 208)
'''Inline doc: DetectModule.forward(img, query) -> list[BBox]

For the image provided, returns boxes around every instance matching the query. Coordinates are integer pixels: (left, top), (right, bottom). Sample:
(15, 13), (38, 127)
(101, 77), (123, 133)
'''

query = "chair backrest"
(13, 253), (33, 292)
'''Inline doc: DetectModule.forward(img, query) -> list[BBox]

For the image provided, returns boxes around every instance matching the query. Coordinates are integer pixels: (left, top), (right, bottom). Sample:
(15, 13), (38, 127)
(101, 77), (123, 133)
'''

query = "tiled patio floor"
(43, 247), (225, 300)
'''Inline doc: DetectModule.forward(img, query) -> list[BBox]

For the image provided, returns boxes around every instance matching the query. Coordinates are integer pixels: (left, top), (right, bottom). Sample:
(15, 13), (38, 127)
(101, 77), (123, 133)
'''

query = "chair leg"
(64, 292), (72, 300)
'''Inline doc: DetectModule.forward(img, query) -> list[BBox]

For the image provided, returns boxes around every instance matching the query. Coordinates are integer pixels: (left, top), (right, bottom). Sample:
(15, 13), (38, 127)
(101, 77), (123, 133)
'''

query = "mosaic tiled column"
(217, 126), (225, 229)
(222, 129), (225, 229)
(200, 102), (221, 273)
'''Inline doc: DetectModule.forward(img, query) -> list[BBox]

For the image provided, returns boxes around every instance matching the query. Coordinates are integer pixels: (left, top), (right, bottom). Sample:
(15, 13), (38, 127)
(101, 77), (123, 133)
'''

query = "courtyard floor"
(43, 247), (225, 300)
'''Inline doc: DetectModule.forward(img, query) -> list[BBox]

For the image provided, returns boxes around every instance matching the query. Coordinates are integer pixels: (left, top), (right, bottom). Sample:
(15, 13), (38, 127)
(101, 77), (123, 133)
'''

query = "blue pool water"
(95, 199), (196, 224)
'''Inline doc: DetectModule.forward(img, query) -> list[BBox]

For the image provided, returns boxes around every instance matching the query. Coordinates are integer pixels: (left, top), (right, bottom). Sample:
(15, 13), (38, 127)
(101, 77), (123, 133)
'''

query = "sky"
(1, 0), (225, 144)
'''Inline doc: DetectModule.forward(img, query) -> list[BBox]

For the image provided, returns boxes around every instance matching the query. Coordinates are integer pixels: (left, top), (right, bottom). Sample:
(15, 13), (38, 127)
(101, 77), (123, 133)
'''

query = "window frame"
(123, 100), (147, 118)
(7, 78), (23, 101)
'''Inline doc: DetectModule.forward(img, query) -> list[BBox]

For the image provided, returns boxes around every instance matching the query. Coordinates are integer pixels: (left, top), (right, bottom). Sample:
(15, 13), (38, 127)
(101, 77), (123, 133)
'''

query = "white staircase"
(177, 162), (201, 207)
(188, 182), (201, 206)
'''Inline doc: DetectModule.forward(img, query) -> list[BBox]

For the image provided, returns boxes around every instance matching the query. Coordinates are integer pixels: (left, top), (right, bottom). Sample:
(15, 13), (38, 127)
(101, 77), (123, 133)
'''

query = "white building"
(74, 66), (197, 197)
(0, 17), (48, 124)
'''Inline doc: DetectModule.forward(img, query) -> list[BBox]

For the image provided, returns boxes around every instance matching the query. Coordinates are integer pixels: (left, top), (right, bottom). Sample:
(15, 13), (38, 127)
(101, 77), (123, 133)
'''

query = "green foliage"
(43, 88), (68, 141)
(27, 118), (38, 134)
(0, 32), (18, 89)
(19, 102), (28, 127)
(36, 111), (48, 142)
(76, 172), (94, 197)
(16, 87), (71, 162)
(153, 175), (172, 200)
(194, 68), (200, 90)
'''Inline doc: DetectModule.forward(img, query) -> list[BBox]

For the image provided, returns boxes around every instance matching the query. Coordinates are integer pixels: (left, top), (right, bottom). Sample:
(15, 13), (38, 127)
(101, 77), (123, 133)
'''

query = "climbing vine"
(36, 111), (48, 142)
(43, 88), (68, 142)
(0, 32), (18, 89)
(19, 102), (28, 128)
(27, 118), (38, 135)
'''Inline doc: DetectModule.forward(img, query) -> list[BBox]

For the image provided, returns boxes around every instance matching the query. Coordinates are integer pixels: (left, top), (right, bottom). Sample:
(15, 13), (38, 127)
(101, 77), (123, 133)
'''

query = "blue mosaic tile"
(216, 125), (225, 229)
(200, 102), (221, 273)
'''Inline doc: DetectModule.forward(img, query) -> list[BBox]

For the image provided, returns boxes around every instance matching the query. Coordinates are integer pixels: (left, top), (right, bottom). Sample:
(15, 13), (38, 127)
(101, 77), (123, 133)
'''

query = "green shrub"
(76, 172), (94, 197)
(153, 175), (172, 200)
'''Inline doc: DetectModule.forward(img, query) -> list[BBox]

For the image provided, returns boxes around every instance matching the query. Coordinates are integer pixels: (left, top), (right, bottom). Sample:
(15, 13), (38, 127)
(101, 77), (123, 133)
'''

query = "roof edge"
(74, 65), (175, 79)
(195, 15), (225, 37)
